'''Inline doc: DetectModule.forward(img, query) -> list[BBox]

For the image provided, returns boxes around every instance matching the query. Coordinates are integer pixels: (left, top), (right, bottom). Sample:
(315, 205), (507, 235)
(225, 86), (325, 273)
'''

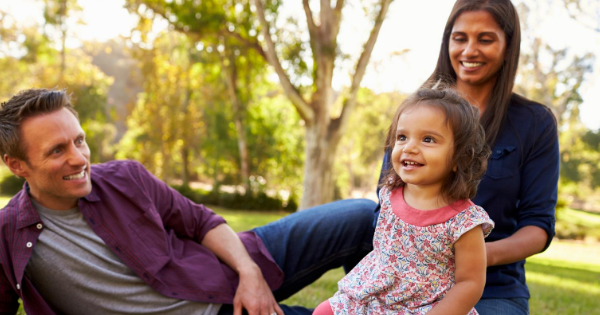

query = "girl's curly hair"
(382, 85), (491, 203)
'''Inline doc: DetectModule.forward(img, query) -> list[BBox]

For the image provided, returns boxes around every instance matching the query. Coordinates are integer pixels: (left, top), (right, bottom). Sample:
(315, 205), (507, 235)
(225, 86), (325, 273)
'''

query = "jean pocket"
(486, 145), (516, 179)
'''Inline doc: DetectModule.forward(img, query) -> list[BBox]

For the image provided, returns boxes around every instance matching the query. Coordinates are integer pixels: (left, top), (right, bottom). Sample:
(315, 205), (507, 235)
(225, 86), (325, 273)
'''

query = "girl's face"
(449, 10), (507, 89)
(391, 104), (455, 192)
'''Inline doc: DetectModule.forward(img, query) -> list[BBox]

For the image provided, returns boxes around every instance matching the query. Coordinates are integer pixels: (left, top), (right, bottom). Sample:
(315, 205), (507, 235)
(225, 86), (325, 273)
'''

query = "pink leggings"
(313, 300), (334, 315)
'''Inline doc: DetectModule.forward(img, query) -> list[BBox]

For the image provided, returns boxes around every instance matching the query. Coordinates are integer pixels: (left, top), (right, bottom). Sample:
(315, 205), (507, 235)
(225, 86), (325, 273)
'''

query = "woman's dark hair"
(425, 0), (521, 146)
(382, 86), (491, 203)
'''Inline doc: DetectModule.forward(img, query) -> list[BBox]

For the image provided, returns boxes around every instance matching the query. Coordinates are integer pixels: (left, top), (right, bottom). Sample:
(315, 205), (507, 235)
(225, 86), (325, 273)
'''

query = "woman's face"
(449, 10), (507, 89)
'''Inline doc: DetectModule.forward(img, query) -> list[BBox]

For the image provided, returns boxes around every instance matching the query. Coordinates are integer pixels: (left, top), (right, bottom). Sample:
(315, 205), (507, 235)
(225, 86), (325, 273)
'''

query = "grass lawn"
(4, 199), (599, 314)
(211, 207), (600, 314)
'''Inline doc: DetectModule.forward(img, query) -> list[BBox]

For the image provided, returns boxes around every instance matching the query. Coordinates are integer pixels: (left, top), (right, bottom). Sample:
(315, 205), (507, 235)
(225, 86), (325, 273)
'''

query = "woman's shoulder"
(509, 94), (557, 125)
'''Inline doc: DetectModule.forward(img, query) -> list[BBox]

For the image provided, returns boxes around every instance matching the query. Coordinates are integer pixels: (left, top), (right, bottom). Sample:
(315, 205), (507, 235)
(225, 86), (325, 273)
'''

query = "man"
(0, 89), (376, 315)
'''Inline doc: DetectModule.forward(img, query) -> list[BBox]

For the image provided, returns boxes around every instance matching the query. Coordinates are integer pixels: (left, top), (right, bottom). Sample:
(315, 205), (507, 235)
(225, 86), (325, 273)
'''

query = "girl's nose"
(403, 141), (418, 154)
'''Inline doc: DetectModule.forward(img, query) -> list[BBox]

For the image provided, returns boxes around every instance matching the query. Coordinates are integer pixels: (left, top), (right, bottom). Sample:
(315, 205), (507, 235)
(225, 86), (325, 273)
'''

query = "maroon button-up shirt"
(0, 160), (284, 315)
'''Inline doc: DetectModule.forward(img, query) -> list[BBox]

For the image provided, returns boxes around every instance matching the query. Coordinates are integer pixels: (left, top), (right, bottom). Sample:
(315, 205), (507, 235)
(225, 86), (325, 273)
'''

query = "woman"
(375, 0), (559, 314)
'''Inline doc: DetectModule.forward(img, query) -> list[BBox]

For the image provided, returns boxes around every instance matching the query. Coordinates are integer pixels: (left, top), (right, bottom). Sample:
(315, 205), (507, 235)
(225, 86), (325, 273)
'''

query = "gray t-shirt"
(25, 201), (221, 315)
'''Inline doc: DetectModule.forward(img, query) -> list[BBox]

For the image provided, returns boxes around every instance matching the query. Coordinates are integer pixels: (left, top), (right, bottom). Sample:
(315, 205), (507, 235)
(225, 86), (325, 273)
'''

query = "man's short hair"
(0, 88), (78, 161)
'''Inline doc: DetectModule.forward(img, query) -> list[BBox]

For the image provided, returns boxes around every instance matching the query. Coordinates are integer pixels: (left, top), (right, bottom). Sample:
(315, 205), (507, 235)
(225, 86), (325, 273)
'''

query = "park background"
(0, 0), (599, 313)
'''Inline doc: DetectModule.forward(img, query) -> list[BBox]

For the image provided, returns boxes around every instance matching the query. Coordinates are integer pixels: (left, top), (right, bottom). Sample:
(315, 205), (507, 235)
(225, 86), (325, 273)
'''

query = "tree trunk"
(181, 146), (190, 186)
(300, 123), (338, 209)
(220, 49), (251, 192)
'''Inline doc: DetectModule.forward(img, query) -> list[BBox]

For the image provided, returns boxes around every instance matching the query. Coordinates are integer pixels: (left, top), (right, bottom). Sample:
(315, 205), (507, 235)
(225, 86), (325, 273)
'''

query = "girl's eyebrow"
(395, 128), (446, 139)
(422, 130), (445, 139)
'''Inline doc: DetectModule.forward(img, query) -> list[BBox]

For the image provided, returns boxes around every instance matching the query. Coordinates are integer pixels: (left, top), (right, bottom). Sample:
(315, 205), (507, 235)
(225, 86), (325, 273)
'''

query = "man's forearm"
(201, 223), (257, 273)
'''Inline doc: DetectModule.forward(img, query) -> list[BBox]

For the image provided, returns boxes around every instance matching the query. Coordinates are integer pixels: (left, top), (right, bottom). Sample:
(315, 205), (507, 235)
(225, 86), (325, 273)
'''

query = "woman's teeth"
(462, 61), (484, 68)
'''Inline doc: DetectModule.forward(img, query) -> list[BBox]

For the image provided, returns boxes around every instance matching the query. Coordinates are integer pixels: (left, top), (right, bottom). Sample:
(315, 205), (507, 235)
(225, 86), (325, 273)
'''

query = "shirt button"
(36, 223), (43, 230)
(16, 284), (20, 290)
(26, 242), (33, 248)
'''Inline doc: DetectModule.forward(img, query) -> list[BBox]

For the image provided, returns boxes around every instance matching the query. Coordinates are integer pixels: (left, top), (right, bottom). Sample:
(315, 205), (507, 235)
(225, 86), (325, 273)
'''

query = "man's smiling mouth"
(63, 168), (86, 180)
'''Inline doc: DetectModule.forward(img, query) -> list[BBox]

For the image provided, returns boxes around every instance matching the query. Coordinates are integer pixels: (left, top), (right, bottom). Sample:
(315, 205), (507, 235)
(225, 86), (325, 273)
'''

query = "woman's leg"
(475, 298), (529, 315)
(253, 198), (376, 301)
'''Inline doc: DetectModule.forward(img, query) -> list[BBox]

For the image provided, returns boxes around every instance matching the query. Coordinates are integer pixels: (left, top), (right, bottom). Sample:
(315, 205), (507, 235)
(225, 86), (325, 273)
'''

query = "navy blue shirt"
(375, 94), (559, 299)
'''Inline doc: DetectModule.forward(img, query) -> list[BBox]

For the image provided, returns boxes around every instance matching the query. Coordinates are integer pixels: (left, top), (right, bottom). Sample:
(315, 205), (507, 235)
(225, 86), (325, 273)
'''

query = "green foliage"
(0, 10), (115, 164)
(555, 208), (600, 241)
(171, 184), (296, 212)
(334, 88), (404, 197)
(0, 174), (25, 196)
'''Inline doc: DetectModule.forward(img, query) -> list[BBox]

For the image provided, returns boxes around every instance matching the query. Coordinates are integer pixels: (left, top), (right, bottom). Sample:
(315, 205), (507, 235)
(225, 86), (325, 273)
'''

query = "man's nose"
(67, 146), (87, 165)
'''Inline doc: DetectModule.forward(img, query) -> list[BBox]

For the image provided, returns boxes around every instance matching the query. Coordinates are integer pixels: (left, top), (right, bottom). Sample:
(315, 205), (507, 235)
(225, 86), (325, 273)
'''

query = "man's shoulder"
(0, 190), (27, 226)
(91, 160), (147, 179)
(89, 160), (154, 193)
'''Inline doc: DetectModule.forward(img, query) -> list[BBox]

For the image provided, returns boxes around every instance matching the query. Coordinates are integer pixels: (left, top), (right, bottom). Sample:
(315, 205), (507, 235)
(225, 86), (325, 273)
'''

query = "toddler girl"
(314, 87), (494, 315)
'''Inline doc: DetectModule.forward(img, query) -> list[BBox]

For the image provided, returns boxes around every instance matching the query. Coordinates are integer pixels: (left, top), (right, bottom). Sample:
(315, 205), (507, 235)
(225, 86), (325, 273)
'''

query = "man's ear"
(4, 154), (29, 178)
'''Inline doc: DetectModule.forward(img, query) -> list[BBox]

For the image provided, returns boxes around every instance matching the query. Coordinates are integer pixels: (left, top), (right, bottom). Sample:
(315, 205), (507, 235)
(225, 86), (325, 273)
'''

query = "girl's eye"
(397, 135), (406, 141)
(423, 136), (436, 143)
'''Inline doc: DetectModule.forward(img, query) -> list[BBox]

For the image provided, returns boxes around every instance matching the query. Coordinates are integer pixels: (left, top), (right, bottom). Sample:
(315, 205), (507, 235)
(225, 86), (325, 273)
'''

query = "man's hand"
(200, 224), (283, 315)
(233, 264), (283, 315)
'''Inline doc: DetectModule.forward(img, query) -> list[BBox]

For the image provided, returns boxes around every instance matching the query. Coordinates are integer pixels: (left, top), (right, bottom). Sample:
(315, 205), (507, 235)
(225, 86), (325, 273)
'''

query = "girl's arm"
(426, 226), (487, 315)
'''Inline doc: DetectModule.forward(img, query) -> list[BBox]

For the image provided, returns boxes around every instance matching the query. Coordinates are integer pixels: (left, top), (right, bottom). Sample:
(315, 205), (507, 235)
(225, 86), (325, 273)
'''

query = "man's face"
(17, 108), (92, 210)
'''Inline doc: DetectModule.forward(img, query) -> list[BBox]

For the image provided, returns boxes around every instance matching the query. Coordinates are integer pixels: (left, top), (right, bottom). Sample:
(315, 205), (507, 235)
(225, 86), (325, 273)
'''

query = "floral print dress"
(330, 186), (494, 315)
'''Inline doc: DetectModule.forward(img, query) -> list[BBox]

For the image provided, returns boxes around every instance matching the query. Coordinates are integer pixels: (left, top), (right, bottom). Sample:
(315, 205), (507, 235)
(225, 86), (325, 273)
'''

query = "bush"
(0, 174), (25, 196)
(171, 184), (296, 212)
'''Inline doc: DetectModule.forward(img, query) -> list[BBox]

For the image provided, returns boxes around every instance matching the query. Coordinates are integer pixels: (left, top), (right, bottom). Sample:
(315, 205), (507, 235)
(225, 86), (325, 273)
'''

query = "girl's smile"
(391, 104), (455, 194)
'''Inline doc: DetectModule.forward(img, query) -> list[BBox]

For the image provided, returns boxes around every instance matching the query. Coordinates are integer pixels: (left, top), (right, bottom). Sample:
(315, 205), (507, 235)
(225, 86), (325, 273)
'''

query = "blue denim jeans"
(217, 199), (377, 315)
(475, 298), (529, 315)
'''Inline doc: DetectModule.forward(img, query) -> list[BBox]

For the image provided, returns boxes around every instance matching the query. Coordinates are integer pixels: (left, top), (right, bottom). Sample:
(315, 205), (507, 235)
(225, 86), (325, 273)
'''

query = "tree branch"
(303, 0), (318, 38)
(253, 0), (314, 123)
(334, 0), (392, 136)
(331, 0), (345, 38)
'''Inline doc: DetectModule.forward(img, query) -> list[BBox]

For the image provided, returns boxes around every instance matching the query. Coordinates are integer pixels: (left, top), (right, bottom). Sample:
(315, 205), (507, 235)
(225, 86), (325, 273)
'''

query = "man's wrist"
(236, 262), (262, 278)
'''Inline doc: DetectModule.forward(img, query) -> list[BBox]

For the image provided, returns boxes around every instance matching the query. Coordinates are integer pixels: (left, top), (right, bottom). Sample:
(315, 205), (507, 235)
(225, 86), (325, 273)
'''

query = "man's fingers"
(274, 303), (284, 315)
(233, 299), (243, 315)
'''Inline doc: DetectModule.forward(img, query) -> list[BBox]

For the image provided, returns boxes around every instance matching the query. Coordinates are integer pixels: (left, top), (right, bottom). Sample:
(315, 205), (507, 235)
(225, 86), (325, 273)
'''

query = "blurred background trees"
(0, 0), (599, 214)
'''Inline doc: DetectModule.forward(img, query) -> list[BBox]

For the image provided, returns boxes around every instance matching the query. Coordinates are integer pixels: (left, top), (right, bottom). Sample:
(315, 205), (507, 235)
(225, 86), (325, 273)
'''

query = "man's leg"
(253, 198), (376, 302)
(475, 298), (529, 315)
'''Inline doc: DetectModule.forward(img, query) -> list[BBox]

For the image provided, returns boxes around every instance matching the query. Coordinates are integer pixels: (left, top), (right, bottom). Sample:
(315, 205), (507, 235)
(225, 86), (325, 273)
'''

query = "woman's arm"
(426, 227), (487, 315)
(485, 225), (546, 266)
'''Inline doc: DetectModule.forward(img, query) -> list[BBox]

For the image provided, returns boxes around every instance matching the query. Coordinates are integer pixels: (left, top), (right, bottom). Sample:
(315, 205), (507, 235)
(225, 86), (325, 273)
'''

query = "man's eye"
(52, 148), (62, 154)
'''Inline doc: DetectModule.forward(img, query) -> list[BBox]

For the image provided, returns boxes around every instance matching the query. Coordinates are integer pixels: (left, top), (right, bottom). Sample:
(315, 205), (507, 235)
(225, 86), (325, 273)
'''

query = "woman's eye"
(452, 36), (466, 42)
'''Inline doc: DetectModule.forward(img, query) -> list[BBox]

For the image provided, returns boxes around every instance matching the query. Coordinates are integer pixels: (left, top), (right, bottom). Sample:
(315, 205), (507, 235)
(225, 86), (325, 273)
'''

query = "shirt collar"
(16, 173), (101, 228)
(16, 182), (42, 229)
